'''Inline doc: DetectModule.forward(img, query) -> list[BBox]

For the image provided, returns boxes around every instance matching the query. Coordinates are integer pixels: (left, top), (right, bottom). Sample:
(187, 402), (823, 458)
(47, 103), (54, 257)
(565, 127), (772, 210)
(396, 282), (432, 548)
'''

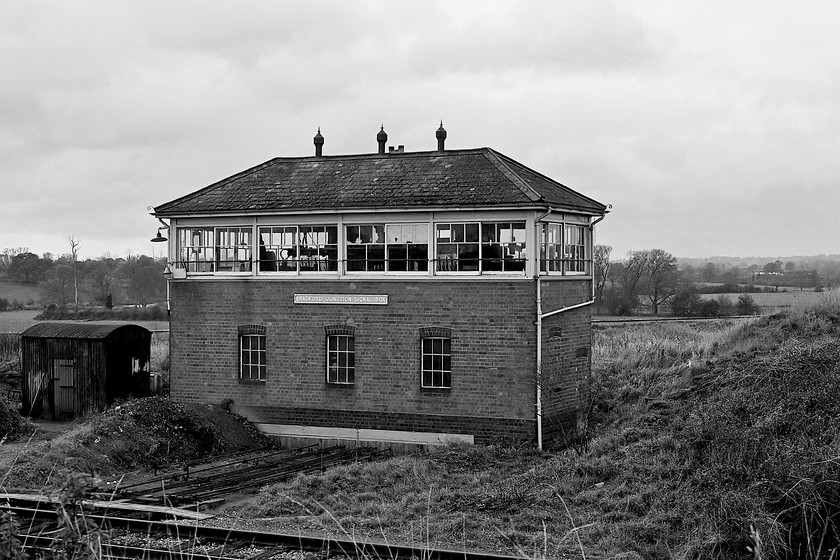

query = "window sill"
(420, 386), (451, 393)
(326, 382), (355, 388)
(238, 378), (266, 386)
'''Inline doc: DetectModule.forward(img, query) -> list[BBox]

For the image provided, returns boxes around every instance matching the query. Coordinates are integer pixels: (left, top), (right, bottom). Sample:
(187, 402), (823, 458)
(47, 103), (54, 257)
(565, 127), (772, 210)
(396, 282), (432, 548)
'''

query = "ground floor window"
(239, 325), (266, 381)
(327, 334), (355, 384)
(421, 337), (451, 388)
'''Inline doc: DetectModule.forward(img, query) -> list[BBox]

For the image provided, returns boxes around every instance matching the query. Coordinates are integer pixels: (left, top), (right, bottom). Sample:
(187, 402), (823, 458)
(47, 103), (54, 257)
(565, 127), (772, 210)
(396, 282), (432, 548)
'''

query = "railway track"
(0, 497), (527, 560)
(114, 445), (385, 509)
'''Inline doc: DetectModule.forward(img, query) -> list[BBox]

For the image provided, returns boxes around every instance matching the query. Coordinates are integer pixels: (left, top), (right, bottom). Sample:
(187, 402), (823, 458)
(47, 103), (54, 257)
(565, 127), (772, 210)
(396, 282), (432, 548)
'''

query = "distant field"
(0, 281), (40, 304)
(0, 309), (169, 334)
(701, 289), (827, 312)
(0, 309), (41, 333)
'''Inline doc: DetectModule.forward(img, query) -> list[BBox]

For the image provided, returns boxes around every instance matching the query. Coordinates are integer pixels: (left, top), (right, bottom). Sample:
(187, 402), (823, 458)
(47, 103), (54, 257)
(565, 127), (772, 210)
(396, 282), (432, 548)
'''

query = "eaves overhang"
(154, 202), (606, 221)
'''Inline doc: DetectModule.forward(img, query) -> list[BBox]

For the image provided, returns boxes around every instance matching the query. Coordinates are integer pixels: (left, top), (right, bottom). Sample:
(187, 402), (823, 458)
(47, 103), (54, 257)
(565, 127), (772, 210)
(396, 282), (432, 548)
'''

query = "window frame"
(215, 226), (254, 274)
(175, 226), (215, 273)
(434, 221), (527, 274)
(326, 333), (355, 385)
(258, 224), (338, 274)
(344, 222), (430, 274)
(539, 220), (592, 276)
(421, 336), (452, 389)
(238, 326), (266, 383)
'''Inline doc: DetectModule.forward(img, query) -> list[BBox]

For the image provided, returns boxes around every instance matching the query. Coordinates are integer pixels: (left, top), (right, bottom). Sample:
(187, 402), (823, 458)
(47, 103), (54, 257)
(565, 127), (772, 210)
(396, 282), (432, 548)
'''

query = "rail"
(0, 497), (528, 560)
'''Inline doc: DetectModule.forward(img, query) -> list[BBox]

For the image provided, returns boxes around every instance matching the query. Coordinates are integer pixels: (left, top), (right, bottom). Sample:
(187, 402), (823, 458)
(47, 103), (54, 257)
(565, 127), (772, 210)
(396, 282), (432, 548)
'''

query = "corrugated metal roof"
(154, 148), (608, 217)
(20, 323), (150, 340)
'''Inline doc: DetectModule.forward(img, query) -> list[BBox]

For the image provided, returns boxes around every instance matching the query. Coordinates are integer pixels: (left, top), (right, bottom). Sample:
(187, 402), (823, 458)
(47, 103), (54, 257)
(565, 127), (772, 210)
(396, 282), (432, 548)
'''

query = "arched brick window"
(325, 325), (355, 384)
(238, 324), (266, 382)
(419, 327), (452, 389)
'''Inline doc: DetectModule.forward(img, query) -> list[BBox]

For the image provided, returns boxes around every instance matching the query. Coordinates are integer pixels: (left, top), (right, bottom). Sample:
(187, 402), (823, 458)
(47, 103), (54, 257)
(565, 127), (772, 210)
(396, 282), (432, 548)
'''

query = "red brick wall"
(169, 279), (546, 443)
(538, 278), (593, 445)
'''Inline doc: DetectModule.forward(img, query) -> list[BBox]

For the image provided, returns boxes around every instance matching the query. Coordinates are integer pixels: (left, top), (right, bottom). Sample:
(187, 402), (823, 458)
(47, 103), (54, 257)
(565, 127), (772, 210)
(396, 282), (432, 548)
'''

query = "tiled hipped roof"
(154, 148), (607, 217)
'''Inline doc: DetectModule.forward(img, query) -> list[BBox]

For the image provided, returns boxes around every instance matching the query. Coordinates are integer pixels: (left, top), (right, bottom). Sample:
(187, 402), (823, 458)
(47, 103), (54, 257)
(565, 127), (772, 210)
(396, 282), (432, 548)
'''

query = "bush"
(736, 294), (759, 315)
(0, 297), (8, 312)
(671, 290), (738, 317)
(715, 295), (734, 316)
(670, 289), (702, 316)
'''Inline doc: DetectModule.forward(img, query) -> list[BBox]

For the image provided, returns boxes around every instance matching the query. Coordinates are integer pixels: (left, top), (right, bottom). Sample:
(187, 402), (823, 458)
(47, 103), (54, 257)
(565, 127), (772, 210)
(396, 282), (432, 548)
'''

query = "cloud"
(405, 0), (663, 77)
(0, 1), (838, 259)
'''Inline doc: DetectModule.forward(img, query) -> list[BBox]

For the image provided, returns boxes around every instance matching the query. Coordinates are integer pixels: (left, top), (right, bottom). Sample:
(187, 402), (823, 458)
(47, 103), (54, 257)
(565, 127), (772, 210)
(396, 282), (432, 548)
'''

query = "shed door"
(52, 359), (75, 418)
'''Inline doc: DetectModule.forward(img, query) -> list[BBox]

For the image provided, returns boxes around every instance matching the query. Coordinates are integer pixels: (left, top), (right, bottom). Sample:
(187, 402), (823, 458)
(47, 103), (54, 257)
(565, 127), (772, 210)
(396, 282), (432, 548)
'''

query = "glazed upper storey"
(154, 147), (607, 279)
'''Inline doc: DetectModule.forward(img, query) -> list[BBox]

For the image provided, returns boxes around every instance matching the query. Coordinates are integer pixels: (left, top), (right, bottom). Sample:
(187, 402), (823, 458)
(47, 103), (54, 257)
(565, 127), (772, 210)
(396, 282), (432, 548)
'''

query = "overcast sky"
(1, 1), (837, 261)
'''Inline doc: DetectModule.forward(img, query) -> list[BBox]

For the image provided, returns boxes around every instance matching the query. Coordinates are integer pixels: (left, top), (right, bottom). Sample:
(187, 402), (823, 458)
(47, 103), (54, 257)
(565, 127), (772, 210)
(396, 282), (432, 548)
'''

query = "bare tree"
(593, 244), (612, 312)
(643, 249), (679, 314)
(621, 251), (649, 301)
(68, 235), (80, 311)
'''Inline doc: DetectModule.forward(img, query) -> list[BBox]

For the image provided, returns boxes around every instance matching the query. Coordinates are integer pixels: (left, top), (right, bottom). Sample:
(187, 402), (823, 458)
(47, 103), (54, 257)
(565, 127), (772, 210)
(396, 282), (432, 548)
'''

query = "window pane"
(482, 223), (497, 242)
(465, 223), (479, 242)
(436, 224), (452, 242)
(422, 338), (433, 354)
(452, 224), (464, 243)
(347, 245), (367, 271)
(423, 355), (433, 372)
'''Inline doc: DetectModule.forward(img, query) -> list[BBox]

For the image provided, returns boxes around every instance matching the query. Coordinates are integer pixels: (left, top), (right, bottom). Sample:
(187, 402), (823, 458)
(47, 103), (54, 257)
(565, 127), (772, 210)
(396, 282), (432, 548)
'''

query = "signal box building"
(153, 126), (608, 448)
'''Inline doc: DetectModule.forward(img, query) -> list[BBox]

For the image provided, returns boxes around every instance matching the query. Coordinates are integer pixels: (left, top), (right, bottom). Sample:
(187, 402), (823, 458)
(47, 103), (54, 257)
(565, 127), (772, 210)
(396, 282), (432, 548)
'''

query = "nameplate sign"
(294, 294), (388, 305)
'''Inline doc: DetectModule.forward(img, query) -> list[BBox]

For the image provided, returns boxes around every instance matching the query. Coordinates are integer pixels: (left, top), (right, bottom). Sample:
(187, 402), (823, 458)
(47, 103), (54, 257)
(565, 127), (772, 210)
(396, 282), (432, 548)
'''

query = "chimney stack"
(377, 125), (387, 155)
(436, 121), (447, 152)
(314, 128), (324, 157)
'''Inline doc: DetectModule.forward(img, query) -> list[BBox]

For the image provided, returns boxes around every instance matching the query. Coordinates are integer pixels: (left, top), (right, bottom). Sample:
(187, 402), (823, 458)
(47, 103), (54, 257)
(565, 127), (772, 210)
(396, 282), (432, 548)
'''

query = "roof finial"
(377, 124), (388, 155)
(436, 121), (447, 152)
(314, 127), (324, 157)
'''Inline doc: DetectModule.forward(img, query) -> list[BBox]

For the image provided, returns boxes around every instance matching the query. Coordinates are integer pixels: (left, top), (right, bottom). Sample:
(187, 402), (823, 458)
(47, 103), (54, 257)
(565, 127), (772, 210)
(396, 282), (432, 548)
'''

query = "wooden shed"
(20, 323), (152, 420)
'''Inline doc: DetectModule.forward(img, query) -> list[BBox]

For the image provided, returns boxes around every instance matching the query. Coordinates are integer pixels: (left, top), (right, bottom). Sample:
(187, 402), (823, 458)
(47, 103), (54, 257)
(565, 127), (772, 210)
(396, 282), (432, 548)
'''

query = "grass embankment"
(243, 295), (840, 559)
